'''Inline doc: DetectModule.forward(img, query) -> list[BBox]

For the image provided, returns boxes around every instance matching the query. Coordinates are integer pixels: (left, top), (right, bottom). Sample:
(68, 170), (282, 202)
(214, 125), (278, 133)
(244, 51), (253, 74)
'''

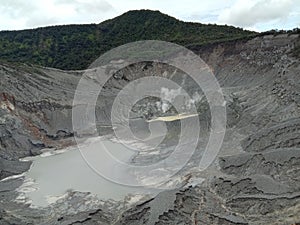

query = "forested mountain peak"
(0, 10), (255, 70)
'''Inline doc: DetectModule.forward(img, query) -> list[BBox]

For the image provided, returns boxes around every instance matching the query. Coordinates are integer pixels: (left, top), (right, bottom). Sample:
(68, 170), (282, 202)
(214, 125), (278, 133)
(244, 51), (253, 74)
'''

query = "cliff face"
(0, 33), (299, 224)
(0, 64), (79, 179)
(115, 34), (300, 225)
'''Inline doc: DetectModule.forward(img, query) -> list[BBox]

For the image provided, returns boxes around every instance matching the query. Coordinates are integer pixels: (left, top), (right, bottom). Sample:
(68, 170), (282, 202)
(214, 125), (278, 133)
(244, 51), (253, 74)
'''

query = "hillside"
(0, 10), (255, 70)
(0, 32), (299, 224)
(0, 9), (300, 225)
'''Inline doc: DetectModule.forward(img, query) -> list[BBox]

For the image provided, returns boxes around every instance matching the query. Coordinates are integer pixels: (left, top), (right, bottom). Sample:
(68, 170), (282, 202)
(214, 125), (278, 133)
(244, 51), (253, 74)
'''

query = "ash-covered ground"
(0, 34), (300, 224)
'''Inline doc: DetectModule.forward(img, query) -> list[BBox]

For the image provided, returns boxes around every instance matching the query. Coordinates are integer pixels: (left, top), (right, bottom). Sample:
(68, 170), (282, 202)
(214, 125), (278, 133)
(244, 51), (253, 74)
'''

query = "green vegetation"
(0, 10), (256, 70)
(260, 28), (300, 36)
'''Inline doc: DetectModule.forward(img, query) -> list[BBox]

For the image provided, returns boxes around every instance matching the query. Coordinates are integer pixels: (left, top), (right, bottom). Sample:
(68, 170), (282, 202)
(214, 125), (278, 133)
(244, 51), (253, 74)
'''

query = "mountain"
(0, 9), (300, 225)
(0, 10), (255, 70)
(0, 31), (299, 224)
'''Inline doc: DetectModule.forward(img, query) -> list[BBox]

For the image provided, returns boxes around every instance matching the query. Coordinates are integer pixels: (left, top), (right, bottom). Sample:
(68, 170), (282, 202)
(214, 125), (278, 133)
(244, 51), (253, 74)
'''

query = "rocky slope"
(0, 63), (79, 179)
(114, 34), (300, 225)
(0, 33), (299, 224)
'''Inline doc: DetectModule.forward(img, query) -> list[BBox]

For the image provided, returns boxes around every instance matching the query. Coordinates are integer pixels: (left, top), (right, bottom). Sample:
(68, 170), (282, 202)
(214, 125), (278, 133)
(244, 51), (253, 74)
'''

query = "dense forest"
(0, 10), (258, 70)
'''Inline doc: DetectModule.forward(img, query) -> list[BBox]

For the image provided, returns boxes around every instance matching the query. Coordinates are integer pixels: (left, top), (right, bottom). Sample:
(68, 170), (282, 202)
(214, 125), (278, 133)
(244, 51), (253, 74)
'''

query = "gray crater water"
(19, 137), (154, 207)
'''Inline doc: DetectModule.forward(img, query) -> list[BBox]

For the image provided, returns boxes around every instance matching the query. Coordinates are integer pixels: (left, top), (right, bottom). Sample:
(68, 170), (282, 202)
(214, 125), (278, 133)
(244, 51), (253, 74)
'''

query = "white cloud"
(26, 16), (59, 28)
(0, 0), (298, 31)
(0, 0), (115, 30)
(56, 0), (113, 14)
(218, 0), (296, 28)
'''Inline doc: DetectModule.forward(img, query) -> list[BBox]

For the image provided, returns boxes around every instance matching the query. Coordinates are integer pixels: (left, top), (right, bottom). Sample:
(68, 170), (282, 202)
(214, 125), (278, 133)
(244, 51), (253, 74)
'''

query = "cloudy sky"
(0, 0), (299, 32)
